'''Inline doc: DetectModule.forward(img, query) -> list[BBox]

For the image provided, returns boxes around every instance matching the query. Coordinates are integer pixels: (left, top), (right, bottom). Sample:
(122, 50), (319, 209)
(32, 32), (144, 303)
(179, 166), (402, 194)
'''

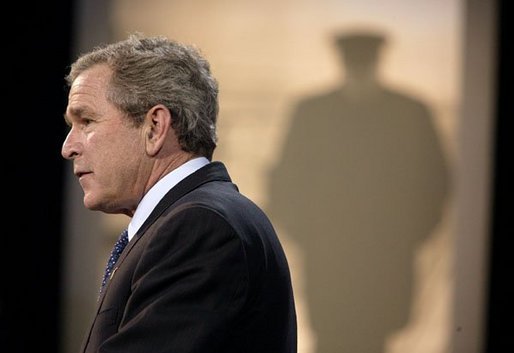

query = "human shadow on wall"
(267, 30), (450, 353)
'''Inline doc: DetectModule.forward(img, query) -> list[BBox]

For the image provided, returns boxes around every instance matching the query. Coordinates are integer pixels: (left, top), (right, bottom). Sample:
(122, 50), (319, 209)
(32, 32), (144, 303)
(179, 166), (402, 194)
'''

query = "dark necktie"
(100, 229), (129, 293)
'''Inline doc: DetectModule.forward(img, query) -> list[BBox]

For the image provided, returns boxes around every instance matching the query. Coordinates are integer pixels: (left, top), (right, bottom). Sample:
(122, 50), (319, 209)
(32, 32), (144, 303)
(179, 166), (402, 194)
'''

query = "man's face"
(62, 64), (147, 215)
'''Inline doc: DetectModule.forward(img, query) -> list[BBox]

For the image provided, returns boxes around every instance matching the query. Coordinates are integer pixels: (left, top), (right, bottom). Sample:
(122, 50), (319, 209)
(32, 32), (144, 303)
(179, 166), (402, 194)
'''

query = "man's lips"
(75, 171), (92, 178)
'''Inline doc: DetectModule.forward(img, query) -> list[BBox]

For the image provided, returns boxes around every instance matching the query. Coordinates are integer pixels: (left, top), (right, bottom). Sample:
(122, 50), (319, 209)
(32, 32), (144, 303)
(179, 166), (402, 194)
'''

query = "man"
(61, 33), (297, 353)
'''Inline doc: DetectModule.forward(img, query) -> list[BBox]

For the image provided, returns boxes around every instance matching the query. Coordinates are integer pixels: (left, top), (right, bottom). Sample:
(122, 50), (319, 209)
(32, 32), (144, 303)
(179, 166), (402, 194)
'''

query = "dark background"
(485, 0), (512, 352)
(2, 1), (75, 352)
(0, 0), (509, 352)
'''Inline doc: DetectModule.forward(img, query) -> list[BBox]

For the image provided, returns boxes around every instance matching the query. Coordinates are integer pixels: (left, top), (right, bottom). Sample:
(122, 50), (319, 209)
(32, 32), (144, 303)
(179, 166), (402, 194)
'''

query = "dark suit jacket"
(81, 161), (297, 353)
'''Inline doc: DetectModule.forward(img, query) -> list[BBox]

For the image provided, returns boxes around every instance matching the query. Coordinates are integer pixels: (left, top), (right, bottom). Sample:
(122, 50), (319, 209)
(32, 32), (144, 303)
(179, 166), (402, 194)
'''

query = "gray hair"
(66, 33), (219, 160)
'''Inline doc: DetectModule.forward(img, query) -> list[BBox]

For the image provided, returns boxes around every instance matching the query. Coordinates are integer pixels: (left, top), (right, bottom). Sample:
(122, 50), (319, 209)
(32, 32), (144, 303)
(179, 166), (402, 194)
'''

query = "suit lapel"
(98, 161), (233, 301)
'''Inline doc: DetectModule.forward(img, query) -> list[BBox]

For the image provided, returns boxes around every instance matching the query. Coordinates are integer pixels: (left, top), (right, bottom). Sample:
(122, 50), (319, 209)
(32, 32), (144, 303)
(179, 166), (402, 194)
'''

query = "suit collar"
(128, 157), (209, 241)
(135, 161), (232, 238)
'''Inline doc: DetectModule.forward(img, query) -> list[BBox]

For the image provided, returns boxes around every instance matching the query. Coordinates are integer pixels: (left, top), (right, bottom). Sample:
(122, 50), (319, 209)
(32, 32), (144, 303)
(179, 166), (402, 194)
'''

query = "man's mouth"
(75, 171), (91, 178)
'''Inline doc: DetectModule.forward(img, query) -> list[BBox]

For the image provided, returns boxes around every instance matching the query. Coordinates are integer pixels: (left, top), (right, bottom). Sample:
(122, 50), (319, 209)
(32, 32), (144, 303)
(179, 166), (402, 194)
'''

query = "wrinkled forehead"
(70, 64), (112, 93)
(64, 65), (113, 122)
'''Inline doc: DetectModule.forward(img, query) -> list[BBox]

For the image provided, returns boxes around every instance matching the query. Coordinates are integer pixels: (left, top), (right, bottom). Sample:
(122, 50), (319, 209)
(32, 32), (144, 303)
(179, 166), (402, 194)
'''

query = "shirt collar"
(127, 157), (210, 241)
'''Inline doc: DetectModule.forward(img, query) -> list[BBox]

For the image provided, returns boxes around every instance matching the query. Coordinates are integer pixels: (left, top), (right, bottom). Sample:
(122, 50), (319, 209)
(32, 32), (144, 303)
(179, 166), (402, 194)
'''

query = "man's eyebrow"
(67, 106), (87, 117)
(64, 106), (96, 124)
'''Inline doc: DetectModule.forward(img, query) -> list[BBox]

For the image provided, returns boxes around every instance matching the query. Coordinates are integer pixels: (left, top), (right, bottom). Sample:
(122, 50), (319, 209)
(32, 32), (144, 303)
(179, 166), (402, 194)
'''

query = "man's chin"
(83, 194), (103, 211)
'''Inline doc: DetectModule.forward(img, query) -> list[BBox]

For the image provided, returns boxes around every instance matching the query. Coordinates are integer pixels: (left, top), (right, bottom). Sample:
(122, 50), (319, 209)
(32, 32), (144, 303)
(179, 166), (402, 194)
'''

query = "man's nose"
(61, 130), (80, 160)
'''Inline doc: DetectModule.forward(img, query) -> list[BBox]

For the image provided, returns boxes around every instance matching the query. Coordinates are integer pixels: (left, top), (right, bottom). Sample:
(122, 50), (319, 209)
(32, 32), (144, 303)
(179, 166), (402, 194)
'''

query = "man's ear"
(144, 104), (172, 156)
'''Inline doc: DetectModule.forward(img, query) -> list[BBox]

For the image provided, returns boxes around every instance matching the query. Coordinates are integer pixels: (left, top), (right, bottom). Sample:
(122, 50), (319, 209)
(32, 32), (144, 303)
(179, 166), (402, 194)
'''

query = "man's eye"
(82, 118), (93, 126)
